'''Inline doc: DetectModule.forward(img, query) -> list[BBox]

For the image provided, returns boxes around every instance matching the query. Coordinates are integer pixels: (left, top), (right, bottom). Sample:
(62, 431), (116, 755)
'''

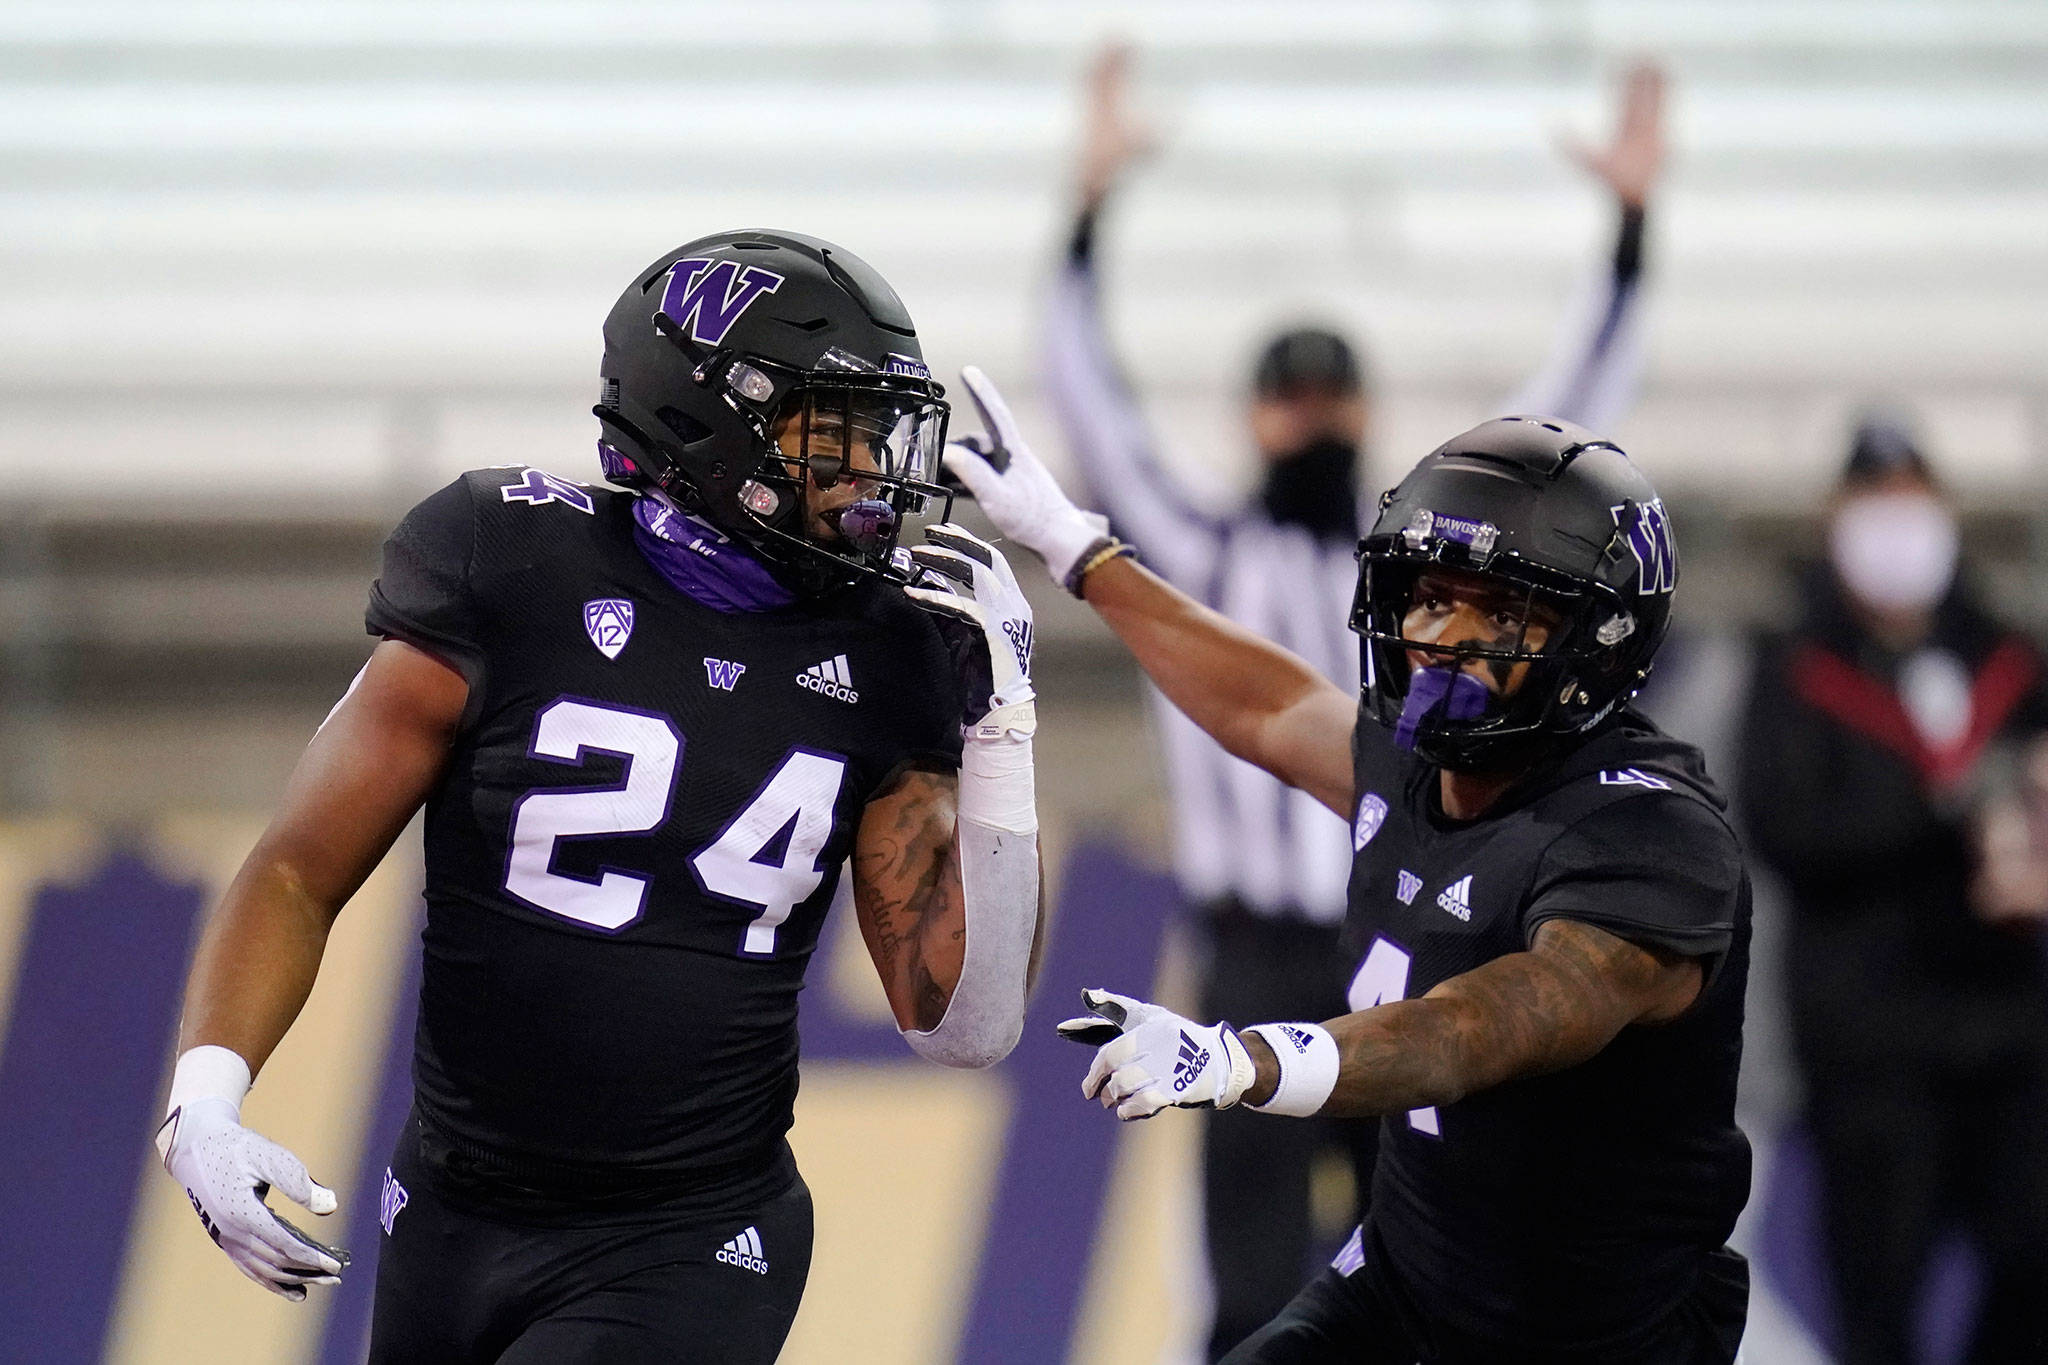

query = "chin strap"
(1393, 666), (1490, 751)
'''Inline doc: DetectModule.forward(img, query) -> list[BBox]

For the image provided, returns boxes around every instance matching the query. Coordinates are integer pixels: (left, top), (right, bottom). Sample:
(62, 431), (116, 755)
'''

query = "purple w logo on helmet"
(657, 257), (785, 346)
(1619, 498), (1677, 595)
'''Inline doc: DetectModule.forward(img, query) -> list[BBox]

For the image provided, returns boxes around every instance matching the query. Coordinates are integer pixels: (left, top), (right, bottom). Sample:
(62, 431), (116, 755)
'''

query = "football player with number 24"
(152, 230), (1044, 1363)
(950, 371), (1752, 1363)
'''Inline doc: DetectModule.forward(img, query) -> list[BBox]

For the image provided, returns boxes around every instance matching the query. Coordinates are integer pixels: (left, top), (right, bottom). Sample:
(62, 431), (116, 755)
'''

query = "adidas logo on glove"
(1172, 1030), (1211, 1092)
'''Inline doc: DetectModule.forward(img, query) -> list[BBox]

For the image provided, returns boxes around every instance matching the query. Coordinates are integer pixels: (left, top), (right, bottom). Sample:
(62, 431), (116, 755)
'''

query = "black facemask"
(1259, 435), (1360, 540)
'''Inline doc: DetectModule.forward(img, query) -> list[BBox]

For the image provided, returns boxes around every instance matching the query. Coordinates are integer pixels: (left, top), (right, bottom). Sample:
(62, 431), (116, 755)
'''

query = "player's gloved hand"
(941, 366), (1122, 595)
(155, 1048), (349, 1300)
(1057, 988), (1256, 1121)
(905, 523), (1037, 740)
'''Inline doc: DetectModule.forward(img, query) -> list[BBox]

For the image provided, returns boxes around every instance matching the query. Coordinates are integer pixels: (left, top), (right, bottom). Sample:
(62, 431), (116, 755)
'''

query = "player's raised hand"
(904, 523), (1036, 739)
(1561, 61), (1666, 208)
(942, 366), (1118, 594)
(156, 1094), (349, 1300)
(1078, 42), (1157, 211)
(1057, 988), (1256, 1121)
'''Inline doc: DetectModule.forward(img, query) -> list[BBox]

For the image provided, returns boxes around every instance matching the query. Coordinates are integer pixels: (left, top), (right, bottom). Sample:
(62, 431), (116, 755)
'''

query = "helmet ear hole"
(656, 406), (716, 447)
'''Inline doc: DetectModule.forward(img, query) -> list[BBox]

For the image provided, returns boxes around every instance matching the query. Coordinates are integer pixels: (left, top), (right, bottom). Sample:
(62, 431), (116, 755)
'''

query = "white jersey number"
(1347, 937), (1442, 1137)
(691, 749), (846, 956)
(503, 700), (846, 953)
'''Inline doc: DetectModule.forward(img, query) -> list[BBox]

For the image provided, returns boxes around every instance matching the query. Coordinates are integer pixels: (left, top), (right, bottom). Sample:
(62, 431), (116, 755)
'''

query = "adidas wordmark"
(797, 654), (858, 703)
(1435, 875), (1473, 922)
(717, 1225), (769, 1274)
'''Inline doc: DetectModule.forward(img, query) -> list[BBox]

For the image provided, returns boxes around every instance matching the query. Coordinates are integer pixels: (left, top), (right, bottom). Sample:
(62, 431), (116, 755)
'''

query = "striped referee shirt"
(1042, 206), (1649, 925)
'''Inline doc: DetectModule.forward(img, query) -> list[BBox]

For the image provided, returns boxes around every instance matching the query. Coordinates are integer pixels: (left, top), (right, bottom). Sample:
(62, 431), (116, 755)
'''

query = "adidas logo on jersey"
(797, 655), (858, 703)
(717, 1226), (769, 1274)
(1172, 1029), (1210, 1093)
(1435, 875), (1473, 922)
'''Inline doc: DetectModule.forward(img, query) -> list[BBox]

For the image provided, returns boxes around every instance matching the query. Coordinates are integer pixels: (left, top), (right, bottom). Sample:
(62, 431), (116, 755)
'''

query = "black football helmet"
(594, 229), (952, 594)
(1351, 415), (1677, 772)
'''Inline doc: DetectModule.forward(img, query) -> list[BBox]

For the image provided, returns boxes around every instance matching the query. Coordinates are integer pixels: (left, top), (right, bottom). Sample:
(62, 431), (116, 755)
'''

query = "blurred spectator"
(1042, 46), (1665, 1360)
(1737, 414), (2048, 1363)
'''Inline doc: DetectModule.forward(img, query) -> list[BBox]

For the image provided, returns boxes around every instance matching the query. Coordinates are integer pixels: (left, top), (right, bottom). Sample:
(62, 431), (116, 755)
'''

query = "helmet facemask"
(1352, 544), (1630, 772)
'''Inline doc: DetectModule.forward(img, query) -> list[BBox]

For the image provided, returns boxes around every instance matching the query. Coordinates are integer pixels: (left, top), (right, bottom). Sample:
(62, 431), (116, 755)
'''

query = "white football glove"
(942, 366), (1121, 594)
(905, 523), (1037, 741)
(154, 1048), (348, 1300)
(1057, 988), (1256, 1121)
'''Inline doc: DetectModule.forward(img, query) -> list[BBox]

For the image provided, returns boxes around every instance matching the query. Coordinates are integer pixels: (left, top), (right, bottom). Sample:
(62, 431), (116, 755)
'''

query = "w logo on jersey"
(379, 1168), (409, 1236)
(1002, 618), (1034, 673)
(584, 599), (635, 660)
(703, 657), (747, 691)
(1615, 498), (1677, 595)
(658, 257), (785, 346)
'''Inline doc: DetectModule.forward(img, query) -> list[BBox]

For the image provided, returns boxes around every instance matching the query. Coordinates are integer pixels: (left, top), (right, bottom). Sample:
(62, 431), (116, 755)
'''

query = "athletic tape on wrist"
(958, 731), (1037, 835)
(166, 1045), (253, 1117)
(1243, 1022), (1340, 1117)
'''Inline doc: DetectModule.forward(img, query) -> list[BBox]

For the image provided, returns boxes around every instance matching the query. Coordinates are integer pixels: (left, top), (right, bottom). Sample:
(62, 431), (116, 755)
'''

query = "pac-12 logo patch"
(584, 599), (635, 660)
(1353, 793), (1389, 851)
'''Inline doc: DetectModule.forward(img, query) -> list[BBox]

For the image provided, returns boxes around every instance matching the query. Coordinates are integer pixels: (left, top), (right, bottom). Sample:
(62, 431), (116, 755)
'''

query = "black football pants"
(1200, 905), (1381, 1363)
(366, 1127), (813, 1364)
(1220, 1227), (1749, 1365)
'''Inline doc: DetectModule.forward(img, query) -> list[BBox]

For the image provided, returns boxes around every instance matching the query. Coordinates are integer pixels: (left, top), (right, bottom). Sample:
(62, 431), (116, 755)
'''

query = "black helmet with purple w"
(1350, 415), (1677, 772)
(594, 229), (952, 595)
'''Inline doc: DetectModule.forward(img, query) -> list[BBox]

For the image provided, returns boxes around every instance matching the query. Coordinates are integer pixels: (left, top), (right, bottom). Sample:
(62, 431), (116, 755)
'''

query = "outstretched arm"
(1081, 556), (1357, 817)
(1063, 918), (1702, 1122)
(1249, 918), (1701, 1116)
(1504, 62), (1665, 431)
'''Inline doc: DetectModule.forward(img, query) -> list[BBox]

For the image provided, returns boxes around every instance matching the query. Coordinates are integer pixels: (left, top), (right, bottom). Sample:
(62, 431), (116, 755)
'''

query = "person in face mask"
(1038, 43), (1667, 1361)
(1737, 414), (2048, 1364)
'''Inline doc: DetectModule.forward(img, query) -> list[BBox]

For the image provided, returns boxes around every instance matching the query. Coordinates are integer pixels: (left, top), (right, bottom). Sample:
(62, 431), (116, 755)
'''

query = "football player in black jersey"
(151, 231), (1046, 1363)
(950, 376), (1750, 1363)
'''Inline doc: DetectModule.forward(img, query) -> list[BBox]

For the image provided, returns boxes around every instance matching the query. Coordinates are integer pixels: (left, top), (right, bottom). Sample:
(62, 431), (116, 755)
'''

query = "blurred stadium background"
(2, 2), (2045, 1361)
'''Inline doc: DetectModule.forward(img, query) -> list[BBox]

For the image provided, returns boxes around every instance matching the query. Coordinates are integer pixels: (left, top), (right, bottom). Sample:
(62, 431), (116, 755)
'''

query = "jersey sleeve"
(365, 476), (488, 688)
(1522, 791), (1741, 966)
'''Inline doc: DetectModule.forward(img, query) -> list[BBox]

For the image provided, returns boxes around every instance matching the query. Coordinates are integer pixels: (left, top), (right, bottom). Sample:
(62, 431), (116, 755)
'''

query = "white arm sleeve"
(899, 738), (1039, 1069)
(1042, 217), (1225, 589)
(1502, 205), (1649, 433)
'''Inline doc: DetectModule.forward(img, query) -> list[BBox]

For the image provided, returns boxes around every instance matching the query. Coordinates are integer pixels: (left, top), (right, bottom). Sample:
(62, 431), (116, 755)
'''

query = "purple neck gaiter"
(1393, 666), (1491, 751)
(630, 494), (797, 613)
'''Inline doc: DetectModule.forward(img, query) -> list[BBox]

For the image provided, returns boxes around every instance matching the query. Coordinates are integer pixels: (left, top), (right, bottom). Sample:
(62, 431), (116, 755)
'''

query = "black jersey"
(364, 468), (962, 1207)
(1342, 709), (1751, 1354)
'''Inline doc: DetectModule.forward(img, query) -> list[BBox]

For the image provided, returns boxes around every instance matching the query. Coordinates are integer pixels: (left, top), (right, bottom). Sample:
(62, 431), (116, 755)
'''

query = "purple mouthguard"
(1393, 666), (1490, 751)
(834, 500), (898, 557)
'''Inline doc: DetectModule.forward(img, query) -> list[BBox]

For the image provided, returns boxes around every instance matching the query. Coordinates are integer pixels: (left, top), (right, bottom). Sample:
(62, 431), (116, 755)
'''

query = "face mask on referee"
(1247, 326), (1368, 542)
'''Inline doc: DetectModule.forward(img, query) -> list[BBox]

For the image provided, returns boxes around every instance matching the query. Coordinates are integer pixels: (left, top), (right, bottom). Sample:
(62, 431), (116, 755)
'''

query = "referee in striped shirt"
(1044, 50), (1668, 1360)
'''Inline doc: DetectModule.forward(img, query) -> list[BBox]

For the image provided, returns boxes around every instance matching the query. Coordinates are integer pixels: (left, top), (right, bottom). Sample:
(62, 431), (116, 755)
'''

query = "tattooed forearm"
(852, 768), (968, 1032)
(1283, 919), (1702, 1118)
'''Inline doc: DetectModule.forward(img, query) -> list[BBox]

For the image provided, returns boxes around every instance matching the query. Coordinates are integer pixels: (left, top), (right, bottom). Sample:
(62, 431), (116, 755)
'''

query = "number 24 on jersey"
(502, 698), (845, 955)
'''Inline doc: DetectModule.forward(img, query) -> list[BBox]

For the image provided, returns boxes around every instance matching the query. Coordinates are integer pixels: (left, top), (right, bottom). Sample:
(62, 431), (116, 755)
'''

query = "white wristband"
(1243, 1022), (1340, 1117)
(165, 1044), (253, 1119)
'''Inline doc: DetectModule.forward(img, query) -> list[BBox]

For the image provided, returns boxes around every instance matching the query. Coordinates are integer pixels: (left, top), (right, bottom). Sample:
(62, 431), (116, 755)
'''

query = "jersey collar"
(630, 491), (798, 613)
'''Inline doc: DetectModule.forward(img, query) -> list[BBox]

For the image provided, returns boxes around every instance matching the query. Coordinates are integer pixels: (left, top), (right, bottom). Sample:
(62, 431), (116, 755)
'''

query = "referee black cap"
(1843, 410), (1932, 486)
(1253, 327), (1363, 398)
